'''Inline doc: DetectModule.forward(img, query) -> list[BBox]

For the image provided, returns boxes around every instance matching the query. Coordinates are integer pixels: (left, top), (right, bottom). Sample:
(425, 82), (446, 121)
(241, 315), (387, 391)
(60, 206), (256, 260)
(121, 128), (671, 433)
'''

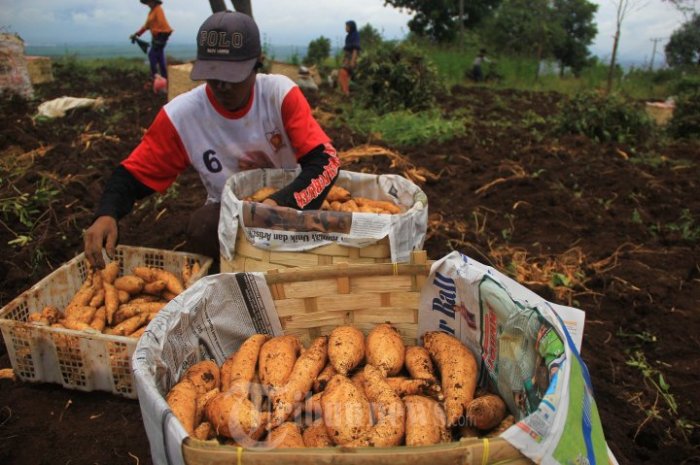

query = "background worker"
(85, 11), (339, 268)
(131, 0), (173, 83)
(338, 20), (360, 96)
(471, 48), (489, 82)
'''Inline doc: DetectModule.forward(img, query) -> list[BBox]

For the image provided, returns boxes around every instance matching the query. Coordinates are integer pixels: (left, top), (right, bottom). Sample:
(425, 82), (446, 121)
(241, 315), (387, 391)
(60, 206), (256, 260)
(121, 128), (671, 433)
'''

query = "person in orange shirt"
(130, 0), (173, 81)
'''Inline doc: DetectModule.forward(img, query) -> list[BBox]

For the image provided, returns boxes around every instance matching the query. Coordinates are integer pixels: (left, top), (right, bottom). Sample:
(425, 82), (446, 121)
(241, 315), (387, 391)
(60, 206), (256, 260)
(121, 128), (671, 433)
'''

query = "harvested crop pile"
(165, 325), (510, 448)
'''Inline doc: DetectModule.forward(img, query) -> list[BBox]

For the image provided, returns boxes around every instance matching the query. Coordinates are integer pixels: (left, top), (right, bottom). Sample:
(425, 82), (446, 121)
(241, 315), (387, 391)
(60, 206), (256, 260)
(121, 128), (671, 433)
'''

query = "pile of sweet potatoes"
(247, 185), (403, 214)
(26, 260), (200, 338)
(166, 323), (512, 448)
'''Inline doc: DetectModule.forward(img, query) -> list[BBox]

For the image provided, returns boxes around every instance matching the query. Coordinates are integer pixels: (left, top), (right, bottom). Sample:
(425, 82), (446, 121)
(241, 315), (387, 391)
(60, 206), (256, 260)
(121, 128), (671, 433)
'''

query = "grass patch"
(342, 107), (467, 147)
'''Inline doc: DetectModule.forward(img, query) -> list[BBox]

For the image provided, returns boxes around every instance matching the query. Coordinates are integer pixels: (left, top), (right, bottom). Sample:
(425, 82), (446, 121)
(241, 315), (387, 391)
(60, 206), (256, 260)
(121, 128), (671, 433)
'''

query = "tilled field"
(0, 61), (698, 465)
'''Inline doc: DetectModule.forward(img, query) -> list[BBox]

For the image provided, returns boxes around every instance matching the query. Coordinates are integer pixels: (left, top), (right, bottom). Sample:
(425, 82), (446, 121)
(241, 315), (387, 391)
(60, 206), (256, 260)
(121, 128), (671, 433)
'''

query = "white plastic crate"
(0, 245), (212, 398)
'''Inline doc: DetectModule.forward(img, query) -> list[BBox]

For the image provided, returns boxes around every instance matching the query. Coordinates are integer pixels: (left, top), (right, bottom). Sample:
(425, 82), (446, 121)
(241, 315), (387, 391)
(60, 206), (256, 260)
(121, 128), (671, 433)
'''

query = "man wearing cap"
(84, 11), (340, 268)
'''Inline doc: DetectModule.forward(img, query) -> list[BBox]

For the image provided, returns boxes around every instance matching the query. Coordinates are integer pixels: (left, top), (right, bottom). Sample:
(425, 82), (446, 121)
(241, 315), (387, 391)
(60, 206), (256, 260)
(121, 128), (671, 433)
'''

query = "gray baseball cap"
(190, 11), (261, 83)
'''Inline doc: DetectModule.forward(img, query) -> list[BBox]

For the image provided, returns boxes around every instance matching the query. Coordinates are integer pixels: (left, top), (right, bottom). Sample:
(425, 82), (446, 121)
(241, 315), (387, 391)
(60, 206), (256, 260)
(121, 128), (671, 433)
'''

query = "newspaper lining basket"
(221, 225), (392, 273)
(0, 245), (212, 399)
(182, 251), (532, 464)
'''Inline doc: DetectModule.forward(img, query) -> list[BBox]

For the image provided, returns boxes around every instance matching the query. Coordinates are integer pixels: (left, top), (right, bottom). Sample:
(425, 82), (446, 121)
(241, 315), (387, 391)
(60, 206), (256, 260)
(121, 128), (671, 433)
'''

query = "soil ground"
(0, 61), (698, 465)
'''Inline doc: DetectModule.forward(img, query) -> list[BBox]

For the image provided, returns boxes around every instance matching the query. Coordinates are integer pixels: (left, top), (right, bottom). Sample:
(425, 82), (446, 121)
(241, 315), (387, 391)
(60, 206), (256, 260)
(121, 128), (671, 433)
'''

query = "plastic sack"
(419, 251), (619, 465)
(36, 96), (105, 118)
(0, 33), (33, 98)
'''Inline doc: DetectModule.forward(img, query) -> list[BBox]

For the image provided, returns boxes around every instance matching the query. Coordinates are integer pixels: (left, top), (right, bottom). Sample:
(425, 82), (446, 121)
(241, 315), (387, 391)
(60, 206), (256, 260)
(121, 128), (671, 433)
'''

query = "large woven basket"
(221, 225), (392, 273)
(182, 251), (533, 464)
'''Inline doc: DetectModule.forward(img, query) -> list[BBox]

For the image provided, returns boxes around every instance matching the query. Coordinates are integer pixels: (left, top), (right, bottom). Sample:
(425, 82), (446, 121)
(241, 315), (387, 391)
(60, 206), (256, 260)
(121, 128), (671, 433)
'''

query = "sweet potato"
(193, 422), (213, 441)
(117, 289), (131, 304)
(258, 335), (302, 390)
(129, 326), (147, 339)
(105, 312), (148, 336)
(113, 301), (166, 324)
(339, 199), (359, 213)
(166, 378), (198, 436)
(114, 275), (145, 294)
(328, 325), (365, 375)
(102, 282), (120, 325)
(405, 345), (437, 383)
(303, 391), (323, 419)
(313, 364), (337, 393)
(27, 312), (48, 325)
(269, 336), (328, 428)
(302, 418), (333, 447)
(326, 185), (351, 202)
(143, 279), (167, 295)
(366, 323), (405, 376)
(132, 266), (158, 282)
(101, 260), (120, 284)
(423, 331), (478, 427)
(485, 414), (515, 437)
(89, 306), (107, 332)
(404, 395), (450, 446)
(347, 364), (406, 447)
(152, 268), (184, 295)
(354, 197), (402, 214)
(185, 360), (221, 395)
(204, 391), (269, 445)
(321, 374), (372, 445)
(89, 288), (105, 308)
(247, 186), (277, 202)
(220, 334), (270, 394)
(41, 306), (61, 324)
(65, 305), (97, 324)
(196, 388), (220, 425)
(61, 319), (96, 332)
(385, 377), (431, 397)
(465, 393), (507, 430)
(266, 422), (305, 449)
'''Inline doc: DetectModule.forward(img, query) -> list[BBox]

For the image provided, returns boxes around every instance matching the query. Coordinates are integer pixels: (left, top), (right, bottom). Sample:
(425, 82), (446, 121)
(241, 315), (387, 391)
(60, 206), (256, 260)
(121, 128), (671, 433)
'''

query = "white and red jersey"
(122, 73), (334, 202)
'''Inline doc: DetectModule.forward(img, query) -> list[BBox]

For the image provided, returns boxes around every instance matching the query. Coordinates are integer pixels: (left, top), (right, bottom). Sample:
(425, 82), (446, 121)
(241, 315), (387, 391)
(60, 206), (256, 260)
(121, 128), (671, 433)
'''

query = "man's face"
(207, 70), (256, 112)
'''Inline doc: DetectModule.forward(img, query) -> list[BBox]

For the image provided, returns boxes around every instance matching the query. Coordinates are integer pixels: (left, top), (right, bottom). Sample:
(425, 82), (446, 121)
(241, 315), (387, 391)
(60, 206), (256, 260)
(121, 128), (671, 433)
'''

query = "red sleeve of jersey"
(121, 109), (190, 193)
(281, 86), (331, 159)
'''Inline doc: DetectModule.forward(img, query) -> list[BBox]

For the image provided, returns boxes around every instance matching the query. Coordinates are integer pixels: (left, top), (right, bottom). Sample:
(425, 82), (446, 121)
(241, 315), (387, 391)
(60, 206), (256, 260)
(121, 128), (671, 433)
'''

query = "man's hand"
(83, 216), (118, 269)
(262, 198), (278, 207)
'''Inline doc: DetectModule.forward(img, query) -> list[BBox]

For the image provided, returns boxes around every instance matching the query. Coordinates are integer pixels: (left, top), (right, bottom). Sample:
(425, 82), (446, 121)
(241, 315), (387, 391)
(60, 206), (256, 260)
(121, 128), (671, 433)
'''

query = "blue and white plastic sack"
(420, 252), (618, 465)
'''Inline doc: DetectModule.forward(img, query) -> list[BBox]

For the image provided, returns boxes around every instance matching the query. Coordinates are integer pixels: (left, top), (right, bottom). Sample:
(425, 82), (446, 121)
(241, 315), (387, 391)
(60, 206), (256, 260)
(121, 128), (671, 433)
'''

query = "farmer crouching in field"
(84, 11), (339, 269)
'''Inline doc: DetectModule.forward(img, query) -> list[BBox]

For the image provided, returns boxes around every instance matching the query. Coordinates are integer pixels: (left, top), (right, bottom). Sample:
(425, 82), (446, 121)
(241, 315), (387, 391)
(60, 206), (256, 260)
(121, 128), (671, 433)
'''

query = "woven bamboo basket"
(220, 225), (392, 273)
(182, 251), (533, 464)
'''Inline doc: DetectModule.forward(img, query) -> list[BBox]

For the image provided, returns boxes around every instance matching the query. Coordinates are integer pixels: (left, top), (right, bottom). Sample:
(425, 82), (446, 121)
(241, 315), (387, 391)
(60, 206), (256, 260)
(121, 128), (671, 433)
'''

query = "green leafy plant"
(304, 36), (331, 67)
(668, 75), (700, 139)
(353, 42), (444, 114)
(555, 91), (655, 143)
(0, 176), (61, 249)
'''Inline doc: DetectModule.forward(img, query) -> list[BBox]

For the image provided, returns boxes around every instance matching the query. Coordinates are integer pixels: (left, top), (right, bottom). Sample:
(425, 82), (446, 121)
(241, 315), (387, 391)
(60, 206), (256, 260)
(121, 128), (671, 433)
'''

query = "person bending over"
(86, 11), (339, 267)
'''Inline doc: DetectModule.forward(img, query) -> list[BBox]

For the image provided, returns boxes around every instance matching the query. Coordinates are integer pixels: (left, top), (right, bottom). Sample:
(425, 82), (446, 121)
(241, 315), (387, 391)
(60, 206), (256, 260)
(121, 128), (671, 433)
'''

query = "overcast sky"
(0, 0), (690, 66)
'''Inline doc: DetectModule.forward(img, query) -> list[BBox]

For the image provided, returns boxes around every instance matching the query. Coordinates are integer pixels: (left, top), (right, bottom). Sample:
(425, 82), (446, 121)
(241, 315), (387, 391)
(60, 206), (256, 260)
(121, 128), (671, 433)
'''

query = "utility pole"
(649, 37), (663, 71)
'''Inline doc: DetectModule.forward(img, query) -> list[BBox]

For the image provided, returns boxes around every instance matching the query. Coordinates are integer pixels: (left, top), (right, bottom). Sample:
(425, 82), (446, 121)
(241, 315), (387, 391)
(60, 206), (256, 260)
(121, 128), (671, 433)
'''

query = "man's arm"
(85, 108), (189, 268)
(267, 85), (340, 210)
(267, 144), (340, 209)
(84, 166), (155, 269)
